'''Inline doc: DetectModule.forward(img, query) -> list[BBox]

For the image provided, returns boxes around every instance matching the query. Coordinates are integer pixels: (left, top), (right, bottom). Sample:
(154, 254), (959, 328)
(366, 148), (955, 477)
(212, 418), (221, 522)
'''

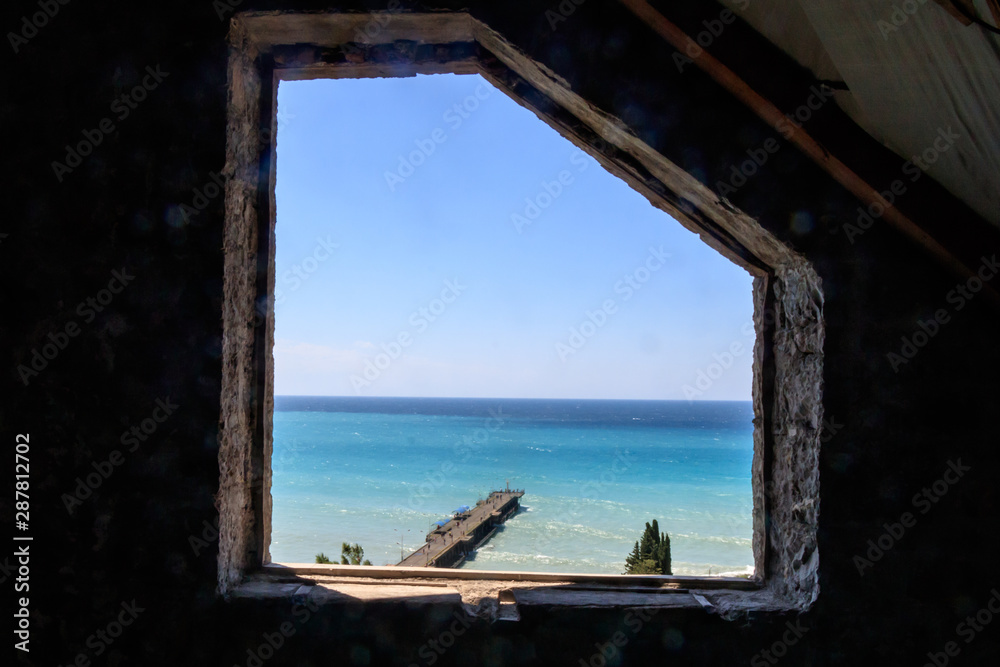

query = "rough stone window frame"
(218, 10), (823, 616)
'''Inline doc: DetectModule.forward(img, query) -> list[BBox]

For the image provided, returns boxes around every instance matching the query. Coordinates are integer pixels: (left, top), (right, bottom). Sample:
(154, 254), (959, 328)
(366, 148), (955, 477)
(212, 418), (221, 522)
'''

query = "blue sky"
(273, 73), (753, 400)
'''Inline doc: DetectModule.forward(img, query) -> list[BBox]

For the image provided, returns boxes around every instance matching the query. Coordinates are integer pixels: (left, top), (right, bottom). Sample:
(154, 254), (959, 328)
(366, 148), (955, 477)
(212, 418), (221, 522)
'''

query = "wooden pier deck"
(396, 490), (524, 568)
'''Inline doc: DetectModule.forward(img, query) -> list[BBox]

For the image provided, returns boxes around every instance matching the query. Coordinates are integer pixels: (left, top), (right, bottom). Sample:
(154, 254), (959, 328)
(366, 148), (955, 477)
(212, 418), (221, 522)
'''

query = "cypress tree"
(624, 540), (642, 572)
(624, 520), (672, 575)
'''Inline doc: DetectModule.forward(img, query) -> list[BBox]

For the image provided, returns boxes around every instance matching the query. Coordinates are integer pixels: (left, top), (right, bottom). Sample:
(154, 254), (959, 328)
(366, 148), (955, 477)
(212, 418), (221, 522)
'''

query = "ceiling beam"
(617, 0), (1000, 307)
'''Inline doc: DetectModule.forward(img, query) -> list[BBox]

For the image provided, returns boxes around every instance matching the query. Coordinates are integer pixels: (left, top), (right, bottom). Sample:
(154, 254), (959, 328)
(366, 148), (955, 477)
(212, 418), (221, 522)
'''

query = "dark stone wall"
(4, 1), (999, 665)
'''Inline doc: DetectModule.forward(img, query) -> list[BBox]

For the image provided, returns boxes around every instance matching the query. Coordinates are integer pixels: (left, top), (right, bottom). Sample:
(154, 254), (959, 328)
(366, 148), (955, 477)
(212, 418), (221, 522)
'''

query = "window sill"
(226, 563), (787, 621)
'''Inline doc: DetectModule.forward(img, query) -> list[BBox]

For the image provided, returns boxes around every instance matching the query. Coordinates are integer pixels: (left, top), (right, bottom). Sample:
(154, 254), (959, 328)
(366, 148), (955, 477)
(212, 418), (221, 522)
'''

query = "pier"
(397, 489), (524, 568)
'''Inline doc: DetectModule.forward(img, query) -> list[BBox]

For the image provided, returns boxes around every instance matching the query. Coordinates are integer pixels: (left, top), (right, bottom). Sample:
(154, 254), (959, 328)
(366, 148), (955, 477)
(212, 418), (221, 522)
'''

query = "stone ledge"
(229, 566), (796, 621)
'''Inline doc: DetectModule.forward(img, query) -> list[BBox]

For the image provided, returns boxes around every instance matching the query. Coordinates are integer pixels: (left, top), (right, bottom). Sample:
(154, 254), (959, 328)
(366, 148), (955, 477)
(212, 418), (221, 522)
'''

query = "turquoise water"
(270, 397), (754, 575)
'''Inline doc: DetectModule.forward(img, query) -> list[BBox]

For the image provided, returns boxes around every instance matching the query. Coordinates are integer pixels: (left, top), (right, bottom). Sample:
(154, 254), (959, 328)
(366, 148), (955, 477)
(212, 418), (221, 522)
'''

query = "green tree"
(624, 520), (671, 575)
(340, 542), (372, 566)
(315, 552), (332, 564)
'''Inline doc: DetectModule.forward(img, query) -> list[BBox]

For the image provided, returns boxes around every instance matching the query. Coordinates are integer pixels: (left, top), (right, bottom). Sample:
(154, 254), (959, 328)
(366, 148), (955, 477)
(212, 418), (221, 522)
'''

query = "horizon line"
(274, 394), (752, 402)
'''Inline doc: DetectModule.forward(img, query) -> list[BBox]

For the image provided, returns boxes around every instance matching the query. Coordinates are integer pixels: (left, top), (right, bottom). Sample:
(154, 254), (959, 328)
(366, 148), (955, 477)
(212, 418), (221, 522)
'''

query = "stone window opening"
(218, 9), (823, 620)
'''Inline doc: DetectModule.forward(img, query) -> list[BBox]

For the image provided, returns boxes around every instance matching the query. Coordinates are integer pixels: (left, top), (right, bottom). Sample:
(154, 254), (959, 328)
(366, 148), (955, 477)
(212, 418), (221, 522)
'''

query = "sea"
(270, 396), (755, 576)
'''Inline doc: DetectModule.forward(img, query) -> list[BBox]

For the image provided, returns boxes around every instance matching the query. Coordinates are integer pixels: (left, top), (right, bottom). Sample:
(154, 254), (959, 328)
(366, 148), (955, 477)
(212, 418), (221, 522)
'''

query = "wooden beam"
(617, 0), (1000, 307)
